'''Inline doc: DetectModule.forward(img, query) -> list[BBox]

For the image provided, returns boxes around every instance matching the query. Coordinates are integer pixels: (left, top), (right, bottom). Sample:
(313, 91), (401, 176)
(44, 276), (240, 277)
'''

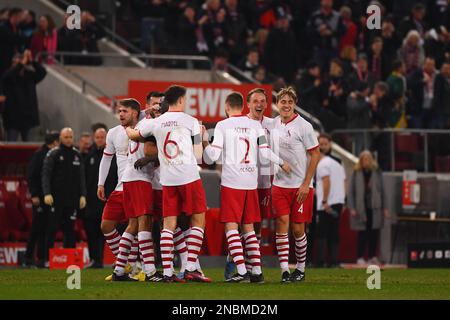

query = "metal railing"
(226, 63), (325, 132)
(331, 128), (450, 172)
(42, 51), (212, 70)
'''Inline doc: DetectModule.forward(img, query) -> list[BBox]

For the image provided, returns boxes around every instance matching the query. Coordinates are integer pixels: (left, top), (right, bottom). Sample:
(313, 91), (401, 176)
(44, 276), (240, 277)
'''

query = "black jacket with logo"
(42, 144), (86, 208)
(27, 144), (50, 199)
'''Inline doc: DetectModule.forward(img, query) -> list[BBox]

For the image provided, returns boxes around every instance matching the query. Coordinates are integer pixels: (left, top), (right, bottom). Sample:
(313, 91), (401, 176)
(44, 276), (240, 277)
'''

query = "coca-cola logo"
(52, 255), (68, 263)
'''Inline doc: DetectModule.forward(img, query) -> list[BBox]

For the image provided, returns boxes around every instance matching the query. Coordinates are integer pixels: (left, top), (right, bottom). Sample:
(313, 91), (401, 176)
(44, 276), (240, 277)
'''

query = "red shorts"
(258, 188), (272, 219)
(272, 186), (314, 223)
(162, 179), (207, 217)
(102, 190), (126, 222)
(151, 189), (163, 220)
(123, 181), (153, 218)
(220, 186), (261, 224)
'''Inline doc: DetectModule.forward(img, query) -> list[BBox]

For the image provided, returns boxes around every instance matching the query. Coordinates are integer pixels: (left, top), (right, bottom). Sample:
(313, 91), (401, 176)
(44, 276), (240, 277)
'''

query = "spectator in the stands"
(367, 37), (389, 82)
(295, 60), (326, 115)
(386, 60), (408, 128)
(212, 48), (229, 72)
(338, 6), (357, 55)
(369, 81), (392, 129)
(433, 60), (450, 129)
(238, 47), (260, 79)
(424, 26), (450, 69)
(400, 30), (425, 75)
(31, 15), (58, 64)
(24, 131), (59, 268)
(177, 5), (199, 56)
(78, 132), (92, 161)
(339, 45), (357, 76)
(0, 7), (26, 77)
(307, 0), (346, 70)
(380, 16), (401, 65)
(58, 11), (103, 65)
(398, 3), (427, 39)
(225, 0), (248, 64)
(91, 122), (108, 134)
(324, 58), (348, 124)
(346, 81), (372, 154)
(264, 7), (297, 83)
(252, 65), (270, 84)
(407, 57), (438, 128)
(349, 53), (375, 92)
(203, 7), (228, 57)
(2, 50), (47, 141)
(19, 10), (36, 48)
(0, 7), (9, 23)
(348, 150), (388, 266)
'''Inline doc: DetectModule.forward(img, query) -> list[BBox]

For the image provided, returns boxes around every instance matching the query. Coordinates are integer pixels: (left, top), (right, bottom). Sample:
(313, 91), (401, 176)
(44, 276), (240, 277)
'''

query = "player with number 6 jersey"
(126, 85), (209, 283)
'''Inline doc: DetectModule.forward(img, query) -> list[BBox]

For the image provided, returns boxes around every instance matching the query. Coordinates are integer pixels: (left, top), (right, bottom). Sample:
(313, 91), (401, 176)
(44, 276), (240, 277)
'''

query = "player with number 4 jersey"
(270, 87), (320, 284)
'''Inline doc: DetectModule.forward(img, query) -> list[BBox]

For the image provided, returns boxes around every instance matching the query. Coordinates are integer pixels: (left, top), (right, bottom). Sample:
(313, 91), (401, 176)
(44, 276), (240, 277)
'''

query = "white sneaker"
(356, 258), (367, 266)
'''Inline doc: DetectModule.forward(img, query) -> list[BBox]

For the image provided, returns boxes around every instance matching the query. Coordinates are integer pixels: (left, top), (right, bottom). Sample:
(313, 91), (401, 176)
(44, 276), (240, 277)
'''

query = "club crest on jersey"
(59, 156), (64, 161)
(90, 157), (95, 165)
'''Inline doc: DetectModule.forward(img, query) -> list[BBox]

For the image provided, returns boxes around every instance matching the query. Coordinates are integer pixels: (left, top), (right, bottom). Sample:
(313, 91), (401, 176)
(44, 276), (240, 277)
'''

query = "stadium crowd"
(1, 0), (450, 141)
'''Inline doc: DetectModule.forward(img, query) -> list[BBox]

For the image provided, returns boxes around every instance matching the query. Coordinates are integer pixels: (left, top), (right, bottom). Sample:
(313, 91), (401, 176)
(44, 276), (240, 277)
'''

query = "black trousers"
(84, 215), (104, 266)
(46, 206), (77, 260)
(357, 208), (379, 259)
(315, 203), (343, 266)
(25, 202), (50, 265)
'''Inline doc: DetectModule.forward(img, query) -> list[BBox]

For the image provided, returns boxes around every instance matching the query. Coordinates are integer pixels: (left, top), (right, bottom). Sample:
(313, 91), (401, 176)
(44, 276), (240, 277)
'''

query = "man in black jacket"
(42, 128), (87, 258)
(0, 7), (26, 77)
(84, 127), (117, 268)
(24, 131), (59, 267)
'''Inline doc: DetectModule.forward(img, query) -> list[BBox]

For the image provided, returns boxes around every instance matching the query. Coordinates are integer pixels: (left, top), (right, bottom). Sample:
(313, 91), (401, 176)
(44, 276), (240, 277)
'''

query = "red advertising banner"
(128, 81), (273, 123)
(49, 248), (84, 269)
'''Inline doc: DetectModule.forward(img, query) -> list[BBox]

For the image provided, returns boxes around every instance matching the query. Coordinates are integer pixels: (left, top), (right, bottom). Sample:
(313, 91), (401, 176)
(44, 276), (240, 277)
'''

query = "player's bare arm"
(296, 147), (320, 203)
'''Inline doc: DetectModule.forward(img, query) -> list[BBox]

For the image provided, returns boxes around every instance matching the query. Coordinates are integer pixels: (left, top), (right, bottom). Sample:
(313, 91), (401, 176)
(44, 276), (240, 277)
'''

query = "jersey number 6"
(164, 131), (180, 159)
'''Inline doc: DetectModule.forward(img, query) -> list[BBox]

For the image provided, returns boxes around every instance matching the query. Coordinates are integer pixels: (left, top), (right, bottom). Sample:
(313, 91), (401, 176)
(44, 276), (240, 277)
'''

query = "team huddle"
(98, 85), (320, 283)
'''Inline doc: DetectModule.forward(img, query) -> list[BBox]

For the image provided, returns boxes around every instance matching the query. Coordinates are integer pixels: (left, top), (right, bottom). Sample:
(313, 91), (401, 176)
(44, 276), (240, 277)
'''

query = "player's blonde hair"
(276, 86), (298, 104)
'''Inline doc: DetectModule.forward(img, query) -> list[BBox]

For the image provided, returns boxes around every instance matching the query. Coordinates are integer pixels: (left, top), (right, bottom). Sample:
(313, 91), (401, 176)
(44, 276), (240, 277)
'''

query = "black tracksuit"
(42, 144), (86, 256)
(84, 146), (117, 267)
(25, 144), (51, 266)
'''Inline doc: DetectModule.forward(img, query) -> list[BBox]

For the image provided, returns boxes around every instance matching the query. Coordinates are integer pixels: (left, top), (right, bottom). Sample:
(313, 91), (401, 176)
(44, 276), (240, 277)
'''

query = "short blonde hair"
(276, 86), (298, 104)
(354, 150), (379, 171)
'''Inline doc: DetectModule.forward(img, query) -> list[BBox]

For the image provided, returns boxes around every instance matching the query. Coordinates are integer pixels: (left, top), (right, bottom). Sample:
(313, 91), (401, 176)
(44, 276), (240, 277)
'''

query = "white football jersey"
(257, 116), (275, 189)
(121, 117), (155, 183)
(101, 125), (129, 191)
(206, 115), (271, 190)
(139, 111), (201, 186)
(272, 114), (319, 188)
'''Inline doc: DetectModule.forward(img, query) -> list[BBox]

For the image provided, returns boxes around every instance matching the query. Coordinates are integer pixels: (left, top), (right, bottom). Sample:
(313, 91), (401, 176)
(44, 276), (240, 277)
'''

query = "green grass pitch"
(0, 268), (449, 300)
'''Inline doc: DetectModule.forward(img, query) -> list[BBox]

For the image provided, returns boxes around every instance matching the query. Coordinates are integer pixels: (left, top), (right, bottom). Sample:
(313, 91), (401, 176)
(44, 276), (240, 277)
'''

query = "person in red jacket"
(30, 14), (57, 64)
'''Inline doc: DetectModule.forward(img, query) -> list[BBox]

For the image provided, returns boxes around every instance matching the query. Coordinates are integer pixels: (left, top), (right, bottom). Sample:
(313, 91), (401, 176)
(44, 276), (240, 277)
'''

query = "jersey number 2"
(240, 137), (250, 164)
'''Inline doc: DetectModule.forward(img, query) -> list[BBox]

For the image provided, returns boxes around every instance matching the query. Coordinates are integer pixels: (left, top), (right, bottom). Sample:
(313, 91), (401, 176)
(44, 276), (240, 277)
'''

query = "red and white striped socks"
(242, 231), (262, 275)
(128, 236), (138, 267)
(295, 234), (307, 272)
(185, 227), (204, 272)
(104, 229), (121, 257)
(160, 229), (174, 277)
(226, 230), (247, 275)
(138, 231), (156, 276)
(174, 227), (188, 272)
(114, 232), (134, 275)
(276, 233), (290, 273)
